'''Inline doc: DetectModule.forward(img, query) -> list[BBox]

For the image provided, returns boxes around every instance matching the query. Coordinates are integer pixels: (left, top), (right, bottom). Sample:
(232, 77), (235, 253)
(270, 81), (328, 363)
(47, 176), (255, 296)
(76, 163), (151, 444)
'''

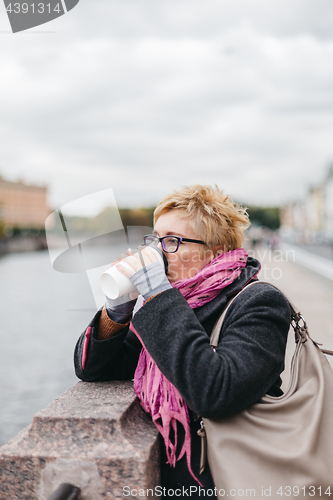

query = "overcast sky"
(1, 0), (333, 214)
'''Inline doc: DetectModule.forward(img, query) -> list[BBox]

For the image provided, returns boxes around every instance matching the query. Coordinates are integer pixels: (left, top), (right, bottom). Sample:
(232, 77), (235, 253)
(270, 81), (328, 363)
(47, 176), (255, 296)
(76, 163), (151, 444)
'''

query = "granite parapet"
(0, 381), (160, 499)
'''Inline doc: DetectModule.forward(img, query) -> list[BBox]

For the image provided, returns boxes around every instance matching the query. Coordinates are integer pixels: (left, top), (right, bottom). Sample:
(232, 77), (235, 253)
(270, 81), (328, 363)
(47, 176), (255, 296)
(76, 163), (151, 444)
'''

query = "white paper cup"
(100, 246), (167, 299)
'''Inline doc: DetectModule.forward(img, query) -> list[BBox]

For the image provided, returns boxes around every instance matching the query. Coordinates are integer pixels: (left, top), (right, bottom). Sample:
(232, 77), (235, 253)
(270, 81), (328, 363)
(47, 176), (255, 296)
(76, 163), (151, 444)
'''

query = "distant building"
(324, 167), (333, 236)
(0, 175), (50, 229)
(280, 164), (333, 239)
(304, 185), (325, 232)
(280, 200), (306, 232)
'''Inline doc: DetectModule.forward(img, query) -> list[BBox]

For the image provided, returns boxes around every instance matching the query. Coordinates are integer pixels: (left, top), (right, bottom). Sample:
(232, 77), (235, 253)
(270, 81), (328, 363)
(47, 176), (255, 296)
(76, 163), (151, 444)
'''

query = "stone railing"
(0, 381), (160, 499)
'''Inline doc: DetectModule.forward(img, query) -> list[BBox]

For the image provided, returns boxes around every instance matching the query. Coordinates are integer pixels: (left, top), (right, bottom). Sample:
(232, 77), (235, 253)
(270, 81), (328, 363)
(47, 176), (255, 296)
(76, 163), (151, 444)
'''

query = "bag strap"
(210, 280), (333, 356)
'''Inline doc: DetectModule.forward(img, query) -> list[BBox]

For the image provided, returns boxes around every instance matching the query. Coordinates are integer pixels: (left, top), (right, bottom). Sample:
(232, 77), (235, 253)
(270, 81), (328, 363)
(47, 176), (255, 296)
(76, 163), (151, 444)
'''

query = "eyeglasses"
(143, 234), (206, 253)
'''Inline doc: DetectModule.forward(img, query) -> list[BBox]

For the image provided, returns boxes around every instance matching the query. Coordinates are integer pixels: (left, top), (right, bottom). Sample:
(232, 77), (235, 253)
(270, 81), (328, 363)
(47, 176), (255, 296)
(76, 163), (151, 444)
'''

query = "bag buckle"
(197, 420), (207, 475)
(291, 313), (308, 343)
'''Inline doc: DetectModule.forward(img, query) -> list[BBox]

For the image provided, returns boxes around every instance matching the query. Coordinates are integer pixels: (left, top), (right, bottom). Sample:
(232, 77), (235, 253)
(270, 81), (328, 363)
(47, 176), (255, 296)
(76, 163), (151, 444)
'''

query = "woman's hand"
(104, 248), (151, 310)
(116, 246), (172, 300)
(116, 246), (159, 277)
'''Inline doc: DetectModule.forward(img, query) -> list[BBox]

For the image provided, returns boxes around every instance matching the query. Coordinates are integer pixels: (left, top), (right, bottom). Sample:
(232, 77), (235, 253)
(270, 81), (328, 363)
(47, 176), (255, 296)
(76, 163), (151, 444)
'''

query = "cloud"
(0, 0), (333, 211)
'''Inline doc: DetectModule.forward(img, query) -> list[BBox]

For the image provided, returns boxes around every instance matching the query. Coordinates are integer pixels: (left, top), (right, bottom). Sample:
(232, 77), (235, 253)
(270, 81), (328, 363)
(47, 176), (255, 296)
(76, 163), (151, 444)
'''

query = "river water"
(0, 227), (155, 446)
(0, 249), (100, 446)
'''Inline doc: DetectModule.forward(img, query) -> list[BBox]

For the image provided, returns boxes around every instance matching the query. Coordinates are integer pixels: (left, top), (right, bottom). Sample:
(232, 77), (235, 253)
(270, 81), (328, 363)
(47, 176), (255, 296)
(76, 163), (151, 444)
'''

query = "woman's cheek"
(166, 252), (178, 264)
(167, 266), (179, 282)
(166, 252), (188, 281)
(178, 249), (191, 263)
(163, 253), (176, 281)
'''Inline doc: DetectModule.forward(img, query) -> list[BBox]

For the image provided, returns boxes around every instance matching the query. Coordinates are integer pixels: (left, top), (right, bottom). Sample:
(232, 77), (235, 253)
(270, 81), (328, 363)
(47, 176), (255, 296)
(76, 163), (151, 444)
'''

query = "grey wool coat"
(74, 257), (291, 497)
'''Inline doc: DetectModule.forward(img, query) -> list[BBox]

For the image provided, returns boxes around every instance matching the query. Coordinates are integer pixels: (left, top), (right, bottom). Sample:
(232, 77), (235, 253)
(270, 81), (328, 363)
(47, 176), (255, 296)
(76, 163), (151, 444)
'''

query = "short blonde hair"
(154, 185), (249, 252)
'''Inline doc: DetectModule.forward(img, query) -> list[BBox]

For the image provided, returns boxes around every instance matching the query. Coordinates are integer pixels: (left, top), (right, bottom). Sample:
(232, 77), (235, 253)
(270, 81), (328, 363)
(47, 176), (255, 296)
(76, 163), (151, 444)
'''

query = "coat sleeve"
(74, 309), (142, 382)
(131, 283), (291, 419)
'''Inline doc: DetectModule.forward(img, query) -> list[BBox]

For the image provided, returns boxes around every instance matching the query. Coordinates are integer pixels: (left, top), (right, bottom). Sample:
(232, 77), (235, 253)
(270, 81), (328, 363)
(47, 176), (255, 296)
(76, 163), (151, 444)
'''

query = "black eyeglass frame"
(143, 234), (206, 253)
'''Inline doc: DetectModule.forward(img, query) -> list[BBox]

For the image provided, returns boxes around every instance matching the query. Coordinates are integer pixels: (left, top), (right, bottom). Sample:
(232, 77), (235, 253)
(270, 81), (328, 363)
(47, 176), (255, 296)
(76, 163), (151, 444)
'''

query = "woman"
(74, 185), (290, 497)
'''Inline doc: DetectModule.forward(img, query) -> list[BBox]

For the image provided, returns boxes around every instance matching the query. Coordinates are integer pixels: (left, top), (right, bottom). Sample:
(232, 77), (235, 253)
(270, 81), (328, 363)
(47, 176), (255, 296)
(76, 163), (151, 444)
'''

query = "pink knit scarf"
(132, 248), (248, 483)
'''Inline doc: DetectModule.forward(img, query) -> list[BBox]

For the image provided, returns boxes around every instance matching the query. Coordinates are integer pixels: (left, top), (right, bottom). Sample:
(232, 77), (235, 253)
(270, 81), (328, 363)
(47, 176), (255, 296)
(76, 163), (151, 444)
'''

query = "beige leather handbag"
(199, 282), (333, 500)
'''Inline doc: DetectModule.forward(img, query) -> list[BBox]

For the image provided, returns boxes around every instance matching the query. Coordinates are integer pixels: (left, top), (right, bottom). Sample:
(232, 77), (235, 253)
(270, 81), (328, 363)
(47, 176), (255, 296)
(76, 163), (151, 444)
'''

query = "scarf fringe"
(134, 348), (202, 485)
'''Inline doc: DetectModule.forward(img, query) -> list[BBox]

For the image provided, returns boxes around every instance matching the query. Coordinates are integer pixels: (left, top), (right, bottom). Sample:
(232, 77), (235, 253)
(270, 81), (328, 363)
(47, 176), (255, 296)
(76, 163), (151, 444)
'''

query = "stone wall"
(0, 381), (160, 500)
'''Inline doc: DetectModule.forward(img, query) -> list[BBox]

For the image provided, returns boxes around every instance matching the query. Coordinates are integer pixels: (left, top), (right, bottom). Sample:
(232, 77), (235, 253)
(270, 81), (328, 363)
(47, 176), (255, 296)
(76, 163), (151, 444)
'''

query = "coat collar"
(193, 256), (261, 335)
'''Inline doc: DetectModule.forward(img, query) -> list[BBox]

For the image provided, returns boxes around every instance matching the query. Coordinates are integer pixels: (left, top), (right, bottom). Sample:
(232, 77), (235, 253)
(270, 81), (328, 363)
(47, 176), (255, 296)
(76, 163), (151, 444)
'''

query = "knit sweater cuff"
(97, 305), (131, 340)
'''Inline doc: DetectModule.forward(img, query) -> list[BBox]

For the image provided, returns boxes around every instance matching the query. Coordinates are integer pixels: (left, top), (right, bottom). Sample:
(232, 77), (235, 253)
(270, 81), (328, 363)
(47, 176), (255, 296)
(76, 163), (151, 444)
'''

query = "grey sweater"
(74, 257), (291, 496)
